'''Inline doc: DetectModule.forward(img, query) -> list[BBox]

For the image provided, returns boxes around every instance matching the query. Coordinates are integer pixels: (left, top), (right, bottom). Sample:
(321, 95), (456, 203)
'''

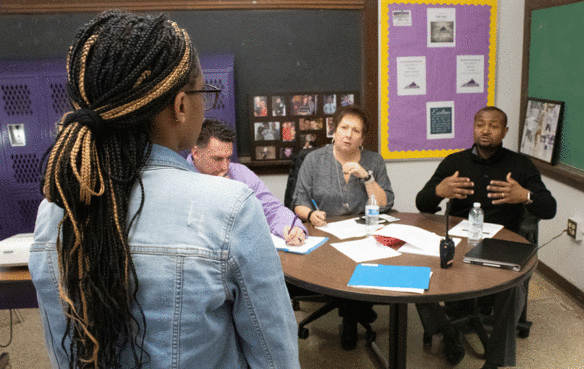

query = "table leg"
(388, 303), (408, 369)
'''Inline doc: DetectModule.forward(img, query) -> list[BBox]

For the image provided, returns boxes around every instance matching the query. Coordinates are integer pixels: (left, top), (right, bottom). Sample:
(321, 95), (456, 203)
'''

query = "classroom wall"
(260, 0), (584, 294)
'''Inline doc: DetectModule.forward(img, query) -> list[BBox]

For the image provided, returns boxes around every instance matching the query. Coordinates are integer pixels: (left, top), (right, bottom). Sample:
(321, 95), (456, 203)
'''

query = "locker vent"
(1, 84), (33, 116)
(11, 153), (42, 183)
(50, 82), (70, 116)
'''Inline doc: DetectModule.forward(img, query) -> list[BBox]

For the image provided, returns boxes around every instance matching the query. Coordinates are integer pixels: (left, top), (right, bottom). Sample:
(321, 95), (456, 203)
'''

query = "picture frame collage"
(519, 97), (564, 164)
(250, 92), (359, 161)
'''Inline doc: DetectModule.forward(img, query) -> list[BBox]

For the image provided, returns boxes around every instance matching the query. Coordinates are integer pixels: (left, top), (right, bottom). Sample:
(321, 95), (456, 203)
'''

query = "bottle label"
(365, 206), (379, 216)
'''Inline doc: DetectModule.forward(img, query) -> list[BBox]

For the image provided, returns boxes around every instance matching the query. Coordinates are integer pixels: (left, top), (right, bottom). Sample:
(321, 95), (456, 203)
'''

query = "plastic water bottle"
(365, 194), (379, 236)
(468, 202), (484, 246)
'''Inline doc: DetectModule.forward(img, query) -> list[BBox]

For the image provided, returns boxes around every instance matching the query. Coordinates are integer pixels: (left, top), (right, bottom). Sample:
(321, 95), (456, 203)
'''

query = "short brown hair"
(196, 118), (236, 148)
(332, 105), (369, 135)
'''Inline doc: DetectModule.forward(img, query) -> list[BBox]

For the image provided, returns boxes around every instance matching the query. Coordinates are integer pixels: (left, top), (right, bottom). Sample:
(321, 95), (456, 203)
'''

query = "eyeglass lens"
(204, 86), (219, 111)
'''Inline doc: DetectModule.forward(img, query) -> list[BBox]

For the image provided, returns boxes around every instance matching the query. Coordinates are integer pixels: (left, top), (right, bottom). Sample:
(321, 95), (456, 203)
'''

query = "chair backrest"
(517, 206), (540, 245)
(284, 147), (318, 210)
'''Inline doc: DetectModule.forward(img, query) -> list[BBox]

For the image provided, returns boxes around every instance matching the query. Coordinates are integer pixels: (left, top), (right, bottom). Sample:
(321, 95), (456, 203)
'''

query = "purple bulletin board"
(379, 0), (497, 160)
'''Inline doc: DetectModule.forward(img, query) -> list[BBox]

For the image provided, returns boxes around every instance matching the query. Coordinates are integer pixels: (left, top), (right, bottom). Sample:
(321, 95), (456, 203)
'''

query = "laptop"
(0, 233), (34, 267)
(463, 238), (537, 272)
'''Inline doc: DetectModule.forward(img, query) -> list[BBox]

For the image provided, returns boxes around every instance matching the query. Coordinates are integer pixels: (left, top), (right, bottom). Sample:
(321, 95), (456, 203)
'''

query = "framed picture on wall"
(253, 96), (268, 117)
(248, 91), (359, 162)
(519, 97), (564, 164)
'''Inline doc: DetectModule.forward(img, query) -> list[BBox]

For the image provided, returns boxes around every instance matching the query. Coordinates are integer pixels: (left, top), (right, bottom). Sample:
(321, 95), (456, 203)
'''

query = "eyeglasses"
(185, 84), (221, 111)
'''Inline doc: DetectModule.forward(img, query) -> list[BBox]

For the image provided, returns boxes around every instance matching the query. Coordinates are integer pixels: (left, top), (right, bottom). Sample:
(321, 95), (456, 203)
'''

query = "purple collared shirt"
(187, 154), (306, 238)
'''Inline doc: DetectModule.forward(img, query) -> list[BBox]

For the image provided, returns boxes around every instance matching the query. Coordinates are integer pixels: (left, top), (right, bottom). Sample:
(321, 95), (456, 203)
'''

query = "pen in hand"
(284, 215), (305, 246)
(309, 199), (327, 226)
(311, 199), (320, 210)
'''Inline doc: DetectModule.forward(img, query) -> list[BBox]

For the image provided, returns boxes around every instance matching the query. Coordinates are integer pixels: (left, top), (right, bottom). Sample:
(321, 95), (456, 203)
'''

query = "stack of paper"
(316, 215), (399, 240)
(374, 224), (461, 257)
(348, 263), (432, 294)
(271, 234), (328, 254)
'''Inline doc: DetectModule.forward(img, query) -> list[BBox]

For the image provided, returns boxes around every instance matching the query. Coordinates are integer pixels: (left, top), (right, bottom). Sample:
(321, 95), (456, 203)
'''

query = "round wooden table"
(278, 212), (536, 369)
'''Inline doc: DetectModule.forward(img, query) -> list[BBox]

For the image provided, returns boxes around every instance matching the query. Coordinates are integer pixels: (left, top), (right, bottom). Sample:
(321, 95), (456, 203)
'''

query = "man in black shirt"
(416, 107), (556, 369)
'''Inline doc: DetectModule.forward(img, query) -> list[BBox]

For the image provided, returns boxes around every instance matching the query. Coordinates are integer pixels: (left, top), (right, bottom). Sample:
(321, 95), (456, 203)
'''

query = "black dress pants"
(416, 277), (530, 367)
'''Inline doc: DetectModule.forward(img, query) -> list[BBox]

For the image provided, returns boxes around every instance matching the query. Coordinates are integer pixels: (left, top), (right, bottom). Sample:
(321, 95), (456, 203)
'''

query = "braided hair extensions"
(40, 10), (199, 368)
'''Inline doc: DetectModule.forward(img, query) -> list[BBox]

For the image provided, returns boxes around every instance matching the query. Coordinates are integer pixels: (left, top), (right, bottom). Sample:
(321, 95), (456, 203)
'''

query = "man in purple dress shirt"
(188, 119), (306, 245)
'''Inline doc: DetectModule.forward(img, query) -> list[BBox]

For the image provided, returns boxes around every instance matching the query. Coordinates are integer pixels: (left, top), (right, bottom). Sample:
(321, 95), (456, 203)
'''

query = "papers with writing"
(448, 220), (504, 239)
(271, 234), (328, 254)
(375, 224), (461, 257)
(348, 263), (432, 294)
(330, 237), (400, 263)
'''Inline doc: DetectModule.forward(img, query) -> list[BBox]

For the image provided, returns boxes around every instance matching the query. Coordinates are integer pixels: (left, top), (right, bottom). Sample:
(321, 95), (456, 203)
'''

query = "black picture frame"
(519, 97), (564, 164)
(249, 91), (359, 162)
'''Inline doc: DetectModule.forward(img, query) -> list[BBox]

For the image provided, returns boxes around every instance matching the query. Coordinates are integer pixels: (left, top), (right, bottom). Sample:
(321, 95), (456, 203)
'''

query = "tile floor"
(1, 272), (583, 368)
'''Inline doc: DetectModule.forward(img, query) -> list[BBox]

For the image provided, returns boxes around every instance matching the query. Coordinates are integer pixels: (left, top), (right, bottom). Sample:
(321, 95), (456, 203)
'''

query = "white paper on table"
(316, 218), (368, 239)
(379, 214), (400, 223)
(397, 239), (461, 258)
(448, 220), (504, 239)
(375, 223), (461, 257)
(330, 237), (401, 263)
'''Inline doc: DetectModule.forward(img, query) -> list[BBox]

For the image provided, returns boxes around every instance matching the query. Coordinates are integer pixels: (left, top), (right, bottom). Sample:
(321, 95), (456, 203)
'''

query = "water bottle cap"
(473, 202), (481, 208)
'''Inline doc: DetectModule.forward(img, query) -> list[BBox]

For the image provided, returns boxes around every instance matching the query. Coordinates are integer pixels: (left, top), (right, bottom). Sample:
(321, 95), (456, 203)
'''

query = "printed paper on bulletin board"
(379, 0), (497, 160)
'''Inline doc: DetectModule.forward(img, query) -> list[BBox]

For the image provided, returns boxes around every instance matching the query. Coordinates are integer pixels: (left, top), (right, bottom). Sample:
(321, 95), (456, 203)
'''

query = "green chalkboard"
(528, 2), (584, 171)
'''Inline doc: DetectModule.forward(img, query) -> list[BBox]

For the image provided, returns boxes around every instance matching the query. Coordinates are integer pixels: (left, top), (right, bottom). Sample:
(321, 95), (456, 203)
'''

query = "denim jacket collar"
(146, 144), (195, 172)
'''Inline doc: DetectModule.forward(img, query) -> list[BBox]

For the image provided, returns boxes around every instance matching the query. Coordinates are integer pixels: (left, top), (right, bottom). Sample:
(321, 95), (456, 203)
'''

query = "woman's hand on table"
(309, 210), (327, 227)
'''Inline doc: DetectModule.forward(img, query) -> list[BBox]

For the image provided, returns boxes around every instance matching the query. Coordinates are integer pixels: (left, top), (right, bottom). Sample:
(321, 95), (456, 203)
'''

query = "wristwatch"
(524, 191), (533, 205)
(361, 170), (375, 184)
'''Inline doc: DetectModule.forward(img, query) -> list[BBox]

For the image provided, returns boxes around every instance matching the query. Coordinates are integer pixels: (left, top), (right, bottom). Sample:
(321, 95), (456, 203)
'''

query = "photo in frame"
(280, 147), (295, 159)
(272, 95), (286, 116)
(253, 96), (268, 117)
(255, 145), (277, 160)
(326, 117), (335, 137)
(519, 98), (564, 164)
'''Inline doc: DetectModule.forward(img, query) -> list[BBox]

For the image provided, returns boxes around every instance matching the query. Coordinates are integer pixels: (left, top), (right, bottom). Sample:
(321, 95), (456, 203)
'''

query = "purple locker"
(0, 59), (66, 240)
(180, 54), (237, 161)
(0, 56), (236, 240)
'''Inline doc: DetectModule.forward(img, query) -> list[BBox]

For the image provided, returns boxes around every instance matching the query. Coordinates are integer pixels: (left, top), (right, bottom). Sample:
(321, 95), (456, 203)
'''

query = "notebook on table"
(463, 238), (537, 272)
(0, 233), (34, 267)
(271, 234), (328, 255)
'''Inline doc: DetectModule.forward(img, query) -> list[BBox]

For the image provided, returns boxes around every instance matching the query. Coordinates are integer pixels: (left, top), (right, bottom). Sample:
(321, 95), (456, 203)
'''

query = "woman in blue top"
(30, 10), (299, 369)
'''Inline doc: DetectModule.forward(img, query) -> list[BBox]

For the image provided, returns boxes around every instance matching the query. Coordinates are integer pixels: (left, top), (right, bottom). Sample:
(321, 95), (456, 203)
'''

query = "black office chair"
(283, 147), (317, 210)
(284, 147), (378, 349)
(423, 206), (538, 351)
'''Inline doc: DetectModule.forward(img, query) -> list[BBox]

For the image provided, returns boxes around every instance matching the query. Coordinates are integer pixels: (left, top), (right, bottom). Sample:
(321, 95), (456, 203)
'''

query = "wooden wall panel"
(0, 0), (365, 14)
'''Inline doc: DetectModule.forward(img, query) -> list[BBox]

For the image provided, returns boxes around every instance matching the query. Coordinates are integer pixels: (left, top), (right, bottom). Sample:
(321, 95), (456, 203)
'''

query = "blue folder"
(347, 264), (431, 290)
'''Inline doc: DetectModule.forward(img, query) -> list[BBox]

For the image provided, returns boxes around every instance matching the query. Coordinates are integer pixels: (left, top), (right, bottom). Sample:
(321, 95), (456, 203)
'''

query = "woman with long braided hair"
(30, 10), (299, 368)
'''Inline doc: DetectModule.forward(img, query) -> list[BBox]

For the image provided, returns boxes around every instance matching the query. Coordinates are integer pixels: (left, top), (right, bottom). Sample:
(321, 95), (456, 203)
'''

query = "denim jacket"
(29, 144), (300, 368)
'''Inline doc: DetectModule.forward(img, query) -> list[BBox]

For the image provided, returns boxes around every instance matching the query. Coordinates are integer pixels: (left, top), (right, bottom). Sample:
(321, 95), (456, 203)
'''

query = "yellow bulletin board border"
(379, 0), (498, 160)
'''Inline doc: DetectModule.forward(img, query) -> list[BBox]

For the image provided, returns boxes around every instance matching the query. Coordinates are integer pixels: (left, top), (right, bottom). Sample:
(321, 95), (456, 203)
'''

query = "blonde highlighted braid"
(40, 10), (199, 369)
